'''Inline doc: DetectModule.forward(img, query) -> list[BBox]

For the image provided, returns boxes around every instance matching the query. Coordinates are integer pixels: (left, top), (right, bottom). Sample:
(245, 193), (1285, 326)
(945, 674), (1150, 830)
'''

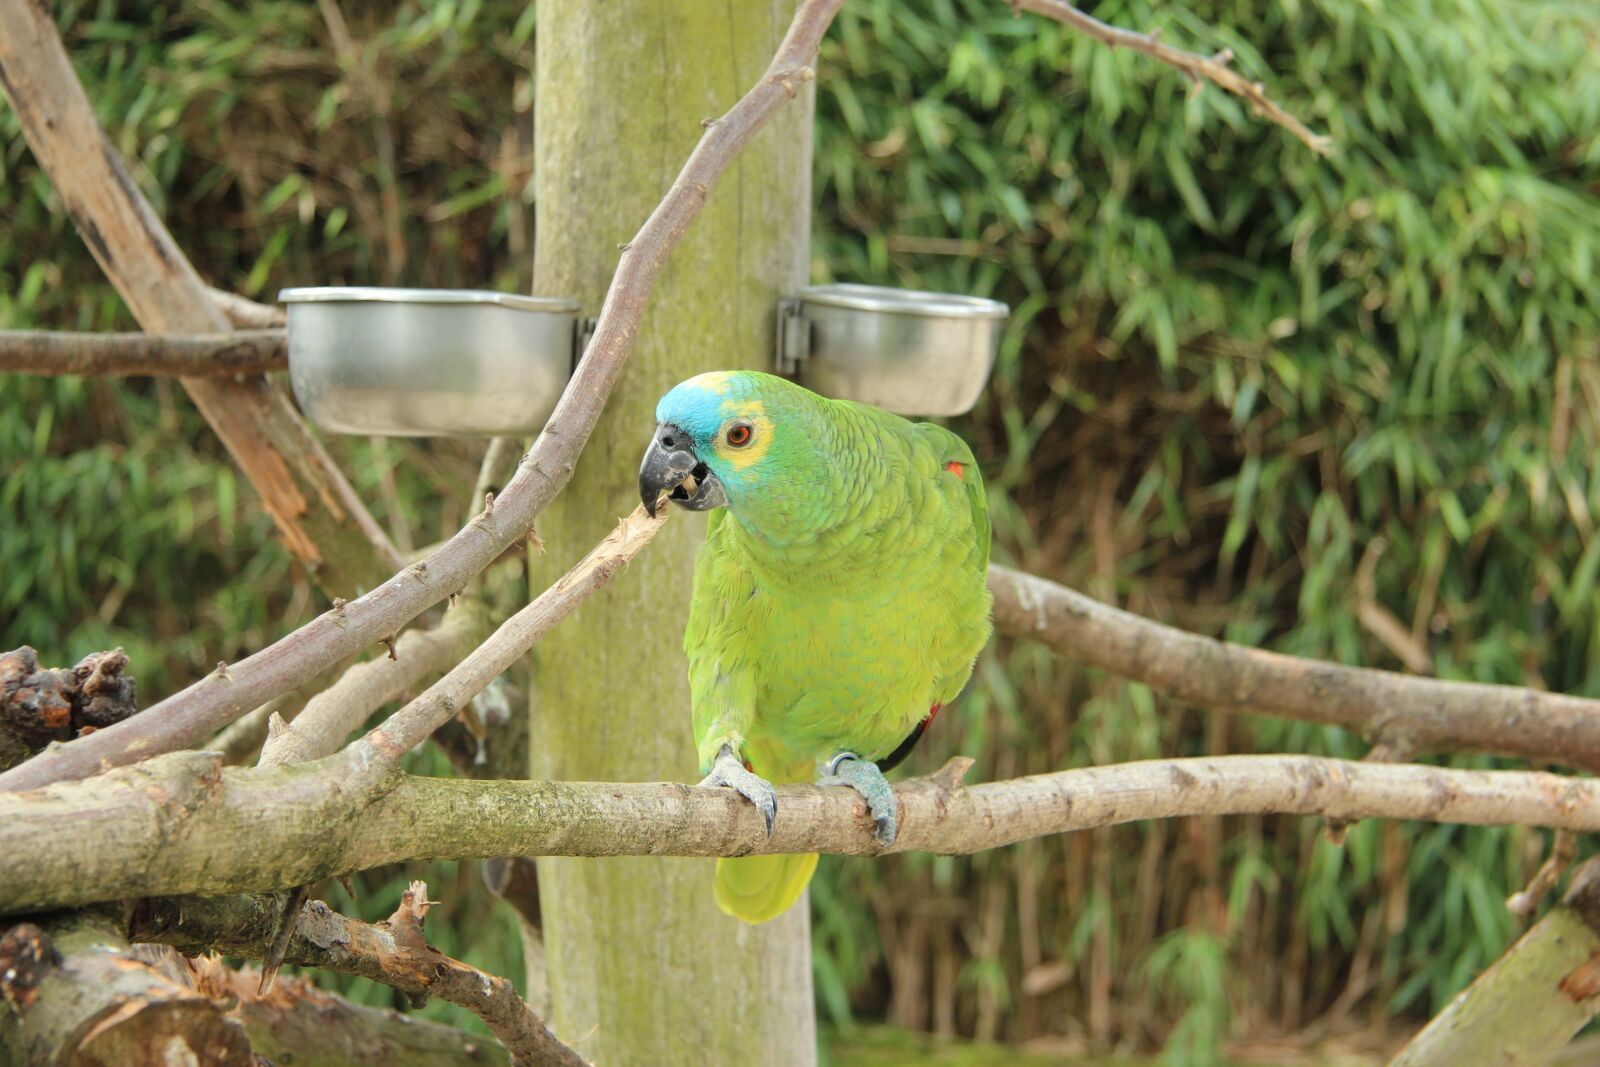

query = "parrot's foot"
(819, 753), (897, 846)
(699, 744), (777, 837)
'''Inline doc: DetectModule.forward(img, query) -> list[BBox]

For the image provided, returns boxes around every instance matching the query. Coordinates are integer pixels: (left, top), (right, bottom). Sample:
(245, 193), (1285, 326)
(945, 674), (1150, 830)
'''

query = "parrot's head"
(639, 370), (833, 539)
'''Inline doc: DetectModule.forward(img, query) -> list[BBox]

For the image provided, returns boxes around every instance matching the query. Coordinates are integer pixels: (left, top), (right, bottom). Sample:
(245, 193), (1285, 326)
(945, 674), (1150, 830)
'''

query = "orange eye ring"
(725, 423), (753, 448)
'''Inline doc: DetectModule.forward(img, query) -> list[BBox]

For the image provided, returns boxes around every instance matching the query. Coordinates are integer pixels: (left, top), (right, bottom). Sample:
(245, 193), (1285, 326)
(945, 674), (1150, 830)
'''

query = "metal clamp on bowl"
(775, 283), (1008, 417)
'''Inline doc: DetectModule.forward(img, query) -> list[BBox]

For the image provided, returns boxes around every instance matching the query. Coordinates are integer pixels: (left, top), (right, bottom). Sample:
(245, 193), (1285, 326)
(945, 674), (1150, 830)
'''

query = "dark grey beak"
(639, 423), (728, 517)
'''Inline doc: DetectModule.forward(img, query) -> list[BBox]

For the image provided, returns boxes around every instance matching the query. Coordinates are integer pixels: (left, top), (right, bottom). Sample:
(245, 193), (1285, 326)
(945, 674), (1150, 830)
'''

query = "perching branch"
(5, 750), (1599, 915)
(132, 884), (585, 1067)
(0, 0), (846, 794)
(988, 564), (1600, 773)
(0, 329), (286, 377)
(1008, 0), (1333, 155)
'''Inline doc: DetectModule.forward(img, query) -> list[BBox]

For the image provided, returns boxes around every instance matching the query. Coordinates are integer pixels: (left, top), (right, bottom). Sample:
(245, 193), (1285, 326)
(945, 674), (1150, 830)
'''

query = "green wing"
(913, 421), (991, 574)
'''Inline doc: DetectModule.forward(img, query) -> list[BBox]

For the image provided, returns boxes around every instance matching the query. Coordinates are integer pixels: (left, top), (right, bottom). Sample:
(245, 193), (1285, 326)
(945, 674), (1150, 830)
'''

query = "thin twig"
(355, 505), (667, 770)
(207, 286), (287, 329)
(1010, 0), (1332, 155)
(132, 883), (585, 1067)
(0, 0), (845, 793)
(471, 437), (521, 525)
(988, 564), (1600, 773)
(257, 604), (487, 766)
(1508, 830), (1579, 920)
(0, 329), (287, 377)
(8, 752), (1600, 912)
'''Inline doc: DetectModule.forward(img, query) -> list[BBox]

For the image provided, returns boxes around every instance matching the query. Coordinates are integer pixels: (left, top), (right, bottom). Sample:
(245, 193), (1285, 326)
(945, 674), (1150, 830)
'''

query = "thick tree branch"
(5, 751), (1598, 914)
(1388, 857), (1600, 1067)
(0, 329), (286, 377)
(0, 0), (845, 794)
(132, 884), (584, 1067)
(988, 564), (1600, 773)
(1009, 0), (1332, 155)
(0, 0), (400, 597)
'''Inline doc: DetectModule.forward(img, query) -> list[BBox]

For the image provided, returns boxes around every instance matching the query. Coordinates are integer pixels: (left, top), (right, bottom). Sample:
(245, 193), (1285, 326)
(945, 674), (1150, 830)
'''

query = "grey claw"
(698, 745), (777, 837)
(818, 753), (898, 846)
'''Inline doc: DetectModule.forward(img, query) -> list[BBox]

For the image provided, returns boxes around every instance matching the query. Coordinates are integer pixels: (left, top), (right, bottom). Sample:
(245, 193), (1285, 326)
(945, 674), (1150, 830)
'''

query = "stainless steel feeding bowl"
(780, 283), (1008, 416)
(281, 287), (581, 437)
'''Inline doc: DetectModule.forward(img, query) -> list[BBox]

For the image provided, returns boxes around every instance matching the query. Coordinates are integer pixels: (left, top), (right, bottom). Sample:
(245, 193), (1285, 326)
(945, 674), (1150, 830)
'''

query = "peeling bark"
(132, 884), (583, 1067)
(0, 0), (399, 608)
(0, 910), (252, 1066)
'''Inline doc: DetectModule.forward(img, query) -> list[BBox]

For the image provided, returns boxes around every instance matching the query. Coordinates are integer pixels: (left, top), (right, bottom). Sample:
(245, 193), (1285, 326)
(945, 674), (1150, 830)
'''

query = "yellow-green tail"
(714, 852), (819, 923)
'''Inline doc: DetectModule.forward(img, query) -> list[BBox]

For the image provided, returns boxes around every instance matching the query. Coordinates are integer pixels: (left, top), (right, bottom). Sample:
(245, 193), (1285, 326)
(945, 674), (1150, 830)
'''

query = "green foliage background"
(2, 0), (1597, 1061)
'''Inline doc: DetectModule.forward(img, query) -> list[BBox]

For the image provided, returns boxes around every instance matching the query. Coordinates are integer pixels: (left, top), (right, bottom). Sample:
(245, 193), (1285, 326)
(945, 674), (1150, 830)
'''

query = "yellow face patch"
(716, 398), (774, 470)
(687, 371), (736, 395)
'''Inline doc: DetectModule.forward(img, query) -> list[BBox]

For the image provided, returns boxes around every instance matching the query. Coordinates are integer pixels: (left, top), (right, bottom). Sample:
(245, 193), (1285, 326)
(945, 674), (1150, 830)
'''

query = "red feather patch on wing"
(945, 461), (964, 479)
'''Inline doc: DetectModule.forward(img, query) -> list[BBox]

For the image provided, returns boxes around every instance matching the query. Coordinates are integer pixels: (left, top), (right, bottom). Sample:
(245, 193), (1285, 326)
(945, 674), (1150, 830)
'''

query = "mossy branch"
(1388, 857), (1600, 1067)
(4, 749), (1598, 915)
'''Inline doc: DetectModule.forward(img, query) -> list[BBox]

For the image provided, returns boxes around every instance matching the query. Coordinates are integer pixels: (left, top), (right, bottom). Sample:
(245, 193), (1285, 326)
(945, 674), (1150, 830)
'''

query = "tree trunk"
(529, 3), (817, 1064)
(1388, 857), (1600, 1067)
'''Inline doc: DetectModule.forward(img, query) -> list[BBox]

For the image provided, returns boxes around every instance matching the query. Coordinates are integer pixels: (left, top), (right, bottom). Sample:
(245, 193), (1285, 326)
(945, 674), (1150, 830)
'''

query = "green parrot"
(638, 370), (992, 924)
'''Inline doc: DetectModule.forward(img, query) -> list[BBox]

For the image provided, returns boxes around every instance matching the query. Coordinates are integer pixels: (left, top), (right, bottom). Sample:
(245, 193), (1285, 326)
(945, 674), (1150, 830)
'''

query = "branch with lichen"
(5, 749), (1599, 915)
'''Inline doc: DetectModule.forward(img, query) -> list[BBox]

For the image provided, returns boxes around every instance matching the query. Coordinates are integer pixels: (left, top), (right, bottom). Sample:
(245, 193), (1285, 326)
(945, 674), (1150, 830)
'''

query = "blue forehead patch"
(657, 372), (750, 439)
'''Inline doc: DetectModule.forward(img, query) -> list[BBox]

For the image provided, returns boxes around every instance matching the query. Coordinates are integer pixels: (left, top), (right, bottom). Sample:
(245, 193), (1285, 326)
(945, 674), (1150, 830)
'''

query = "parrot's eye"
(725, 423), (753, 448)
